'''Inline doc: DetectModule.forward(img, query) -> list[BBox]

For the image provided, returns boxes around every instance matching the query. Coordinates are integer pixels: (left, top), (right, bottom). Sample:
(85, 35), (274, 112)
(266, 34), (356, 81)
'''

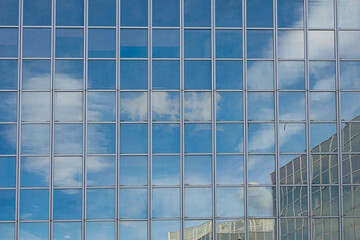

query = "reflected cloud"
(120, 92), (147, 121)
(248, 187), (274, 216)
(54, 157), (82, 187)
(185, 92), (211, 121)
(153, 92), (179, 121)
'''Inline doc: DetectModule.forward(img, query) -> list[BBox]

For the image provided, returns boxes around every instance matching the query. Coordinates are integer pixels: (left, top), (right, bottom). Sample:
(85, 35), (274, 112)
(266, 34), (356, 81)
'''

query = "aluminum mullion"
(180, 0), (184, 239)
(211, 0), (216, 238)
(116, 0), (120, 239)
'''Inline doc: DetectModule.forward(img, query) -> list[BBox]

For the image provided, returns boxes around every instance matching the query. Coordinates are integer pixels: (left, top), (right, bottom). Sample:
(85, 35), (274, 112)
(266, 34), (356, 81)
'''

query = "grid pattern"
(0, 0), (360, 240)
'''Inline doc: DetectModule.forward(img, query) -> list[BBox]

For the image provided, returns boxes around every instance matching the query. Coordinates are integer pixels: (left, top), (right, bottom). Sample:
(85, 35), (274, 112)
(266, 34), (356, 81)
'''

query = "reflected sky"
(152, 92), (179, 121)
(216, 30), (242, 58)
(248, 92), (274, 121)
(54, 124), (83, 154)
(20, 189), (49, 220)
(87, 189), (115, 219)
(120, 156), (147, 186)
(23, 28), (51, 58)
(54, 189), (82, 220)
(247, 61), (273, 90)
(216, 60), (242, 89)
(0, 190), (15, 220)
(215, 0), (242, 27)
(0, 60), (17, 90)
(56, 0), (84, 26)
(87, 156), (115, 187)
(339, 31), (360, 59)
(185, 123), (212, 153)
(0, 28), (18, 57)
(54, 157), (82, 187)
(86, 222), (115, 240)
(56, 29), (84, 58)
(341, 92), (360, 121)
(153, 124), (180, 153)
(21, 157), (49, 187)
(120, 124), (148, 154)
(308, 31), (334, 59)
(185, 60), (211, 90)
(88, 0), (116, 26)
(248, 123), (275, 153)
(55, 92), (83, 122)
(310, 123), (337, 151)
(339, 0), (360, 28)
(152, 188), (180, 218)
(55, 60), (83, 90)
(310, 92), (336, 121)
(152, 221), (180, 240)
(120, 60), (148, 89)
(247, 30), (273, 59)
(308, 0), (334, 28)
(0, 223), (14, 240)
(0, 157), (16, 188)
(152, 0), (179, 27)
(22, 92), (50, 122)
(184, 30), (211, 58)
(152, 156), (180, 186)
(119, 188), (147, 219)
(0, 124), (16, 155)
(152, 60), (179, 89)
(185, 155), (211, 185)
(120, 92), (147, 121)
(88, 92), (116, 121)
(216, 187), (244, 217)
(216, 92), (243, 121)
(248, 155), (275, 185)
(278, 61), (305, 90)
(87, 124), (116, 154)
(279, 92), (305, 120)
(20, 222), (48, 240)
(185, 188), (212, 218)
(248, 187), (275, 217)
(278, 30), (304, 59)
(88, 60), (116, 90)
(88, 29), (116, 58)
(0, 92), (16, 122)
(119, 221), (147, 240)
(23, 60), (51, 90)
(277, 0), (303, 28)
(121, 0), (148, 27)
(217, 123), (243, 153)
(21, 124), (50, 154)
(54, 222), (81, 240)
(246, 0), (273, 27)
(153, 29), (179, 58)
(216, 155), (243, 185)
(120, 29), (147, 58)
(309, 61), (335, 90)
(184, 92), (211, 121)
(184, 0), (210, 27)
(0, 0), (18, 25)
(340, 61), (360, 90)
(279, 123), (306, 153)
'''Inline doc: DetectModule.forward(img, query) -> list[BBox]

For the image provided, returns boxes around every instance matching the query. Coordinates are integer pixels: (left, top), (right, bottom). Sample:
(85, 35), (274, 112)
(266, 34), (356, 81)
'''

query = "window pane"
(152, 188), (180, 218)
(308, 0), (334, 28)
(216, 0), (242, 27)
(185, 188), (212, 217)
(54, 124), (83, 154)
(247, 92), (274, 121)
(310, 92), (336, 121)
(86, 189), (115, 219)
(120, 60), (148, 89)
(21, 124), (49, 154)
(120, 156), (147, 186)
(339, 0), (360, 28)
(247, 30), (273, 59)
(152, 221), (180, 240)
(185, 156), (212, 185)
(277, 0), (303, 27)
(0, 0), (18, 25)
(184, 0), (210, 27)
(0, 28), (18, 57)
(120, 92), (148, 121)
(119, 189), (147, 219)
(246, 0), (273, 27)
(86, 222), (114, 240)
(248, 123), (275, 153)
(153, 0), (179, 27)
(216, 187), (244, 217)
(120, 29), (147, 58)
(56, 0), (84, 26)
(152, 156), (180, 186)
(184, 30), (211, 58)
(88, 60), (115, 89)
(216, 92), (243, 121)
(310, 123), (337, 152)
(184, 92), (211, 121)
(308, 31), (334, 59)
(23, 28), (51, 57)
(184, 221), (213, 239)
(279, 92), (305, 120)
(55, 92), (83, 122)
(247, 61), (274, 90)
(248, 187), (275, 216)
(342, 154), (360, 184)
(341, 92), (360, 121)
(309, 61), (335, 90)
(88, 0), (116, 26)
(0, 223), (15, 240)
(54, 222), (81, 240)
(340, 61), (360, 90)
(339, 31), (360, 59)
(56, 29), (84, 58)
(280, 154), (307, 185)
(280, 187), (308, 216)
(152, 60), (179, 90)
(184, 60), (211, 89)
(87, 92), (116, 121)
(216, 123), (243, 153)
(119, 221), (147, 240)
(216, 155), (244, 185)
(22, 60), (50, 90)
(55, 60), (83, 90)
(278, 30), (304, 59)
(185, 123), (212, 153)
(344, 218), (360, 240)
(88, 29), (116, 58)
(0, 124), (16, 155)
(0, 190), (15, 220)
(312, 186), (339, 216)
(153, 124), (180, 153)
(0, 60), (17, 90)
(0, 157), (16, 188)
(53, 189), (82, 220)
(121, 0), (148, 27)
(20, 189), (48, 220)
(120, 124), (148, 154)
(87, 124), (116, 154)
(20, 223), (48, 240)
(152, 92), (179, 121)
(216, 60), (242, 89)
(0, 92), (16, 122)
(343, 186), (360, 216)
(279, 123), (306, 153)
(248, 155), (275, 185)
(278, 61), (305, 89)
(152, 29), (179, 58)
(87, 156), (115, 187)
(21, 157), (49, 187)
(54, 157), (82, 187)
(216, 30), (242, 58)
(311, 154), (338, 184)
(22, 92), (50, 122)
(23, 0), (51, 26)
(342, 123), (360, 152)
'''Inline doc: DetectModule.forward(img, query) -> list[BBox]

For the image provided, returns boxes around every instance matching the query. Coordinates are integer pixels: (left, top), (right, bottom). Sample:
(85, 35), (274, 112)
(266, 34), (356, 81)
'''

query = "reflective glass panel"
(20, 222), (48, 240)
(20, 157), (49, 187)
(247, 61), (274, 89)
(152, 156), (180, 186)
(120, 124), (148, 154)
(0, 92), (16, 122)
(215, 0), (242, 27)
(152, 92), (179, 121)
(88, 0), (116, 26)
(87, 156), (115, 187)
(216, 155), (244, 185)
(20, 189), (49, 220)
(185, 188), (212, 217)
(248, 187), (275, 216)
(185, 155), (212, 185)
(119, 188), (147, 219)
(278, 61), (305, 89)
(152, 124), (180, 153)
(55, 92), (83, 122)
(184, 92), (211, 121)
(280, 187), (308, 216)
(21, 124), (49, 154)
(184, 30), (211, 58)
(119, 221), (147, 240)
(339, 0), (360, 28)
(342, 123), (360, 152)
(88, 29), (116, 58)
(87, 92), (116, 121)
(120, 92), (147, 121)
(309, 61), (336, 90)
(0, 223), (15, 240)
(87, 189), (115, 219)
(185, 123), (212, 153)
(308, 31), (335, 59)
(248, 124), (275, 153)
(216, 187), (244, 217)
(343, 186), (360, 216)
(88, 60), (115, 89)
(54, 124), (83, 154)
(56, 0), (84, 26)
(216, 92), (243, 121)
(310, 92), (336, 121)
(280, 154), (307, 185)
(247, 30), (273, 59)
(119, 156), (147, 186)
(184, 220), (213, 239)
(0, 190), (15, 220)
(216, 30), (242, 58)
(312, 186), (339, 216)
(216, 61), (243, 89)
(86, 222), (114, 240)
(152, 0), (179, 27)
(279, 92), (305, 120)
(216, 123), (243, 153)
(120, 29), (147, 58)
(184, 0), (210, 27)
(87, 124), (116, 154)
(0, 157), (16, 188)
(152, 188), (180, 218)
(152, 221), (180, 240)
(344, 218), (360, 240)
(339, 31), (360, 59)
(340, 61), (360, 90)
(23, 28), (51, 57)
(54, 157), (82, 187)
(184, 60), (211, 89)
(152, 60), (179, 89)
(248, 155), (275, 185)
(0, 0), (18, 25)
(120, 60), (148, 89)
(247, 0), (273, 27)
(311, 154), (338, 184)
(55, 60), (83, 90)
(22, 92), (50, 122)
(342, 154), (360, 184)
(310, 123), (337, 152)
(279, 123), (306, 153)
(247, 92), (274, 121)
(278, 30), (304, 59)
(0, 28), (17, 57)
(280, 218), (308, 240)
(0, 124), (16, 154)
(23, 0), (51, 26)
(54, 222), (81, 240)
(22, 60), (51, 90)
(121, 0), (148, 27)
(0, 60), (17, 90)
(341, 92), (360, 121)
(53, 189), (82, 220)
(308, 0), (334, 28)
(152, 29), (179, 58)
(55, 29), (84, 58)
(277, 0), (303, 27)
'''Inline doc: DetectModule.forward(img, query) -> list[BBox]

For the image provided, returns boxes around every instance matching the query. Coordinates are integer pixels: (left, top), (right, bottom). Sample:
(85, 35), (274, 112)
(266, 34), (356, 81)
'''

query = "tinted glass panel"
(21, 157), (49, 187)
(280, 187), (308, 216)
(20, 222), (48, 240)
(247, 61), (274, 90)
(121, 0), (148, 26)
(216, 61), (242, 89)
(152, 188), (180, 218)
(216, 187), (244, 217)
(88, 0), (116, 26)
(22, 60), (51, 90)
(312, 186), (339, 216)
(120, 124), (148, 154)
(185, 123), (212, 153)
(308, 31), (334, 59)
(0, 28), (18, 57)
(184, 61), (211, 89)
(310, 92), (336, 121)
(248, 155), (275, 185)
(86, 222), (115, 240)
(119, 189), (147, 218)
(54, 222), (81, 240)
(88, 92), (116, 121)
(20, 189), (49, 220)
(247, 0), (273, 27)
(185, 156), (211, 185)
(120, 29), (147, 58)
(54, 157), (82, 187)
(216, 30), (242, 58)
(55, 92), (83, 122)
(23, 28), (51, 57)
(152, 60), (179, 89)
(22, 92), (50, 122)
(152, 156), (180, 186)
(152, 29), (179, 58)
(216, 155), (244, 185)
(54, 124), (83, 154)
(339, 31), (360, 59)
(55, 60), (83, 90)
(0, 223), (15, 240)
(0, 124), (16, 154)
(119, 221), (147, 240)
(309, 61), (336, 90)
(0, 60), (17, 90)
(120, 156), (147, 186)
(278, 61), (305, 89)
(339, 0), (360, 28)
(0, 190), (15, 220)
(278, 30), (304, 59)
(0, 157), (16, 188)
(88, 29), (116, 58)
(56, 29), (84, 58)
(248, 124), (275, 153)
(184, 30), (211, 58)
(0, 0), (18, 25)
(86, 189), (115, 219)
(120, 92), (148, 121)
(341, 92), (360, 121)
(153, 0), (179, 27)
(308, 0), (334, 28)
(279, 123), (306, 153)
(247, 30), (273, 59)
(185, 188), (212, 217)
(153, 124), (180, 153)
(53, 189), (82, 220)
(247, 92), (274, 121)
(88, 60), (115, 89)
(0, 92), (16, 122)
(152, 92), (180, 121)
(152, 221), (180, 240)
(216, 123), (243, 153)
(340, 61), (360, 90)
(87, 124), (116, 154)
(279, 92), (305, 120)
(23, 0), (51, 26)
(277, 0), (303, 27)
(184, 0), (210, 27)
(87, 156), (115, 187)
(56, 0), (84, 26)
(248, 187), (275, 216)
(120, 60), (148, 89)
(215, 0), (242, 27)
(21, 124), (50, 154)
(184, 92), (211, 121)
(216, 92), (243, 121)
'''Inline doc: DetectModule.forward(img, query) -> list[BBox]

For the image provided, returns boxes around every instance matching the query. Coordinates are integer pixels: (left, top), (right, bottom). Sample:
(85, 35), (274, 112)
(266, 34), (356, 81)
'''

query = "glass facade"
(0, 0), (360, 239)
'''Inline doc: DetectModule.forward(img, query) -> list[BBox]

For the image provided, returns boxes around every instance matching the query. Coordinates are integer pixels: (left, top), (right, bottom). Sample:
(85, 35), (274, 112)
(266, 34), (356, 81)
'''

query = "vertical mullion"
(148, 0), (152, 239)
(116, 0), (120, 239)
(211, 0), (216, 238)
(180, 0), (184, 238)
